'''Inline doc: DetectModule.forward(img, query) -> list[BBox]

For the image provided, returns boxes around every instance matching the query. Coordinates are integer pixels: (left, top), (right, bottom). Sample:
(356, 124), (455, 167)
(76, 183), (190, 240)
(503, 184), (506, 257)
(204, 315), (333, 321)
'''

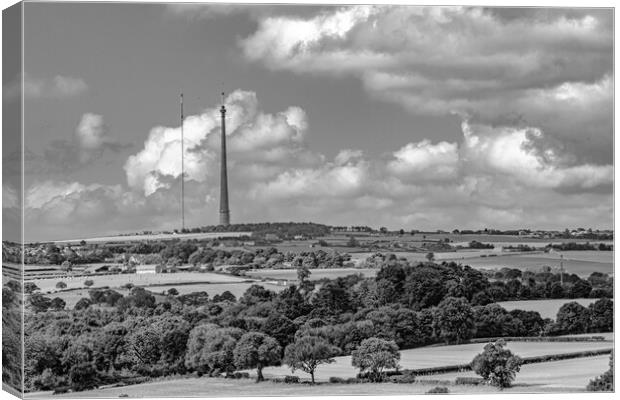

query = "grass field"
(417, 355), (610, 389)
(32, 272), (249, 293)
(245, 268), (377, 282)
(497, 298), (601, 319)
(255, 340), (613, 382)
(26, 374), (587, 398)
(52, 231), (252, 244)
(448, 254), (612, 276)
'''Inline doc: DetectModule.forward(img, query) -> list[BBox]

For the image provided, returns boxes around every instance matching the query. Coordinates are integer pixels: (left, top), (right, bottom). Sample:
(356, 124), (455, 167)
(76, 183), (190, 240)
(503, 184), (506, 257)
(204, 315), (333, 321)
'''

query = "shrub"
(587, 354), (613, 391)
(284, 375), (300, 384)
(329, 376), (345, 384)
(455, 377), (485, 385)
(388, 374), (416, 384)
(426, 386), (449, 394)
(345, 377), (362, 384)
(471, 340), (522, 388)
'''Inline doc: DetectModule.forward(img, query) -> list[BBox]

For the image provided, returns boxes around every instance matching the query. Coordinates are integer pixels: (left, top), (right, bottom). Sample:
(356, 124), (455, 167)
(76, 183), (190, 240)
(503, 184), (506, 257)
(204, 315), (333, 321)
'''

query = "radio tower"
(219, 92), (231, 226)
(180, 93), (185, 231)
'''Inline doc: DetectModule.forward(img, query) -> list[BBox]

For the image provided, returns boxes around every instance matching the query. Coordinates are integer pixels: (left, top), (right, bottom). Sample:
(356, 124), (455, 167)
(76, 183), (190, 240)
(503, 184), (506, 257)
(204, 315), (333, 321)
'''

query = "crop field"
(417, 355), (610, 389)
(497, 298), (600, 319)
(520, 250), (613, 264)
(51, 231), (252, 244)
(449, 254), (612, 276)
(256, 340), (613, 382)
(245, 268), (377, 282)
(31, 271), (249, 293)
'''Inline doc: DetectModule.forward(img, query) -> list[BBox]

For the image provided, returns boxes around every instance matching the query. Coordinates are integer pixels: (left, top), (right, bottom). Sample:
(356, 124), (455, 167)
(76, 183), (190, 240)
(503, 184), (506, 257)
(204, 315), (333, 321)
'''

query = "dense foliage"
(19, 255), (613, 392)
(471, 339), (523, 388)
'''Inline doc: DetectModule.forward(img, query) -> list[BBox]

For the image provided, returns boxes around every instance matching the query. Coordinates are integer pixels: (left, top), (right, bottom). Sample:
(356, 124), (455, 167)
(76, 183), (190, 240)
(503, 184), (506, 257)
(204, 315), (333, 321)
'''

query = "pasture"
(52, 231), (252, 244)
(32, 271), (249, 293)
(417, 355), (610, 389)
(497, 298), (600, 319)
(26, 374), (585, 398)
(256, 340), (613, 382)
(245, 268), (377, 282)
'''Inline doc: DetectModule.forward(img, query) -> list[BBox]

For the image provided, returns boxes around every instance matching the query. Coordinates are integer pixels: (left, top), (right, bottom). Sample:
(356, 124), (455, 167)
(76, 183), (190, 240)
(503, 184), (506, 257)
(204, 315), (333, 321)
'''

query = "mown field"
(255, 340), (613, 382)
(52, 231), (251, 244)
(417, 355), (610, 389)
(32, 352), (611, 398)
(33, 272), (249, 293)
(25, 378), (565, 398)
(497, 298), (600, 319)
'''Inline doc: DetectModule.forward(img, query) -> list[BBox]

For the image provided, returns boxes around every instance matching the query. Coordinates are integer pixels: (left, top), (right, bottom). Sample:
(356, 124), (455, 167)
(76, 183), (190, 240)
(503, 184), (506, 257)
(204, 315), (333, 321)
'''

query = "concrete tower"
(219, 92), (231, 226)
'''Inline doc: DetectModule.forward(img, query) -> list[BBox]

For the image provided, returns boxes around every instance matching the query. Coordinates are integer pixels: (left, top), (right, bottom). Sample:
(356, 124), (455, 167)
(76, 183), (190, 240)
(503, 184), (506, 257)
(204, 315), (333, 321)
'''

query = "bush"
(284, 375), (300, 384)
(426, 386), (449, 394)
(388, 373), (416, 383)
(455, 377), (485, 385)
(329, 376), (345, 384)
(345, 377), (362, 384)
(587, 354), (613, 391)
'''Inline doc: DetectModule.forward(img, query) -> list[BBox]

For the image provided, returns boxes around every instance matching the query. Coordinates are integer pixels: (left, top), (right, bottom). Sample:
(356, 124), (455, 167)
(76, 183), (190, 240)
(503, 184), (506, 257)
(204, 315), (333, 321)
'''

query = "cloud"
(44, 113), (129, 171)
(388, 140), (459, 182)
(3, 184), (19, 209)
(25, 85), (612, 241)
(4, 73), (88, 101)
(124, 90), (320, 196)
(240, 6), (613, 164)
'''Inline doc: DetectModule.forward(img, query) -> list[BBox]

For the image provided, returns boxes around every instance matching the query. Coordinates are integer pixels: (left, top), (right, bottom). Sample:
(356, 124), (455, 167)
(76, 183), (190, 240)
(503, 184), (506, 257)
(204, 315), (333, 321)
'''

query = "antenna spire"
(180, 92), (185, 232)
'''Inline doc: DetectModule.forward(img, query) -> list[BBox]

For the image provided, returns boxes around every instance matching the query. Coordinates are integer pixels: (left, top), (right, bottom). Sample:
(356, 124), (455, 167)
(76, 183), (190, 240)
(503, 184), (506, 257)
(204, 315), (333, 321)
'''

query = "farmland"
(25, 376), (569, 399)
(31, 352), (611, 398)
(254, 340), (613, 382)
(245, 267), (377, 282)
(32, 271), (249, 293)
(498, 298), (600, 319)
(417, 355), (610, 389)
(52, 231), (252, 244)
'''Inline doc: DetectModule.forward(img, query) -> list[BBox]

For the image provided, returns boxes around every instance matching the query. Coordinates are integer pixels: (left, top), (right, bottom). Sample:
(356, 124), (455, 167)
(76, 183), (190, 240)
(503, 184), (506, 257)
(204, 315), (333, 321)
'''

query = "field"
(31, 352), (611, 398)
(417, 355), (610, 389)
(255, 340), (613, 382)
(498, 298), (600, 319)
(32, 272), (249, 293)
(25, 375), (588, 398)
(245, 268), (377, 282)
(52, 231), (252, 244)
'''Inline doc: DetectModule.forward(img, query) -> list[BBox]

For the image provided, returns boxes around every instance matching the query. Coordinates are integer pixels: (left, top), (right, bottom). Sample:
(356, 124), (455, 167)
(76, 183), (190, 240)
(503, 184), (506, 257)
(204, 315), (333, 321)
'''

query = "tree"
(471, 339), (522, 388)
(555, 302), (590, 334)
(587, 354), (613, 391)
(434, 297), (475, 344)
(185, 324), (244, 376)
(233, 332), (282, 382)
(84, 280), (94, 288)
(297, 265), (311, 283)
(74, 298), (92, 310)
(167, 288), (179, 296)
(55, 281), (67, 290)
(28, 293), (52, 313)
(61, 261), (72, 272)
(49, 297), (66, 311)
(24, 282), (40, 294)
(588, 298), (613, 333)
(284, 335), (340, 383)
(425, 252), (435, 262)
(351, 338), (400, 382)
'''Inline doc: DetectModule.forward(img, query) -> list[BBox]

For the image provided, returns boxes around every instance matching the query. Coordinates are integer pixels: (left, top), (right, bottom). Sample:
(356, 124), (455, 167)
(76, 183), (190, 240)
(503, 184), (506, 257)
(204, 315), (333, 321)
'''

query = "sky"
(4, 3), (614, 242)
